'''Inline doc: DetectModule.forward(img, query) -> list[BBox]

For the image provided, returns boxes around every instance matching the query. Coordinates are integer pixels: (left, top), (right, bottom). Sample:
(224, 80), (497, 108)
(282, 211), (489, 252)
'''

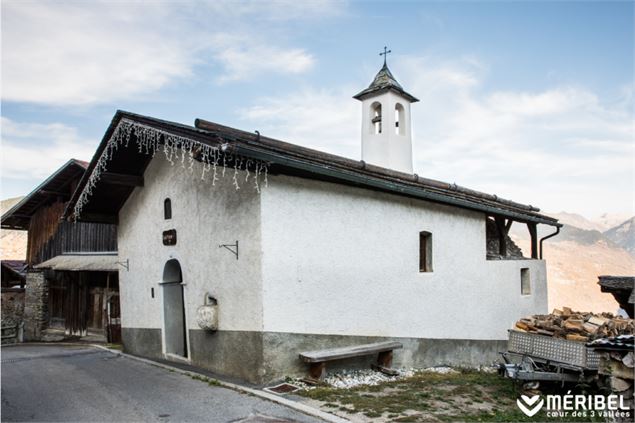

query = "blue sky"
(1, 0), (633, 219)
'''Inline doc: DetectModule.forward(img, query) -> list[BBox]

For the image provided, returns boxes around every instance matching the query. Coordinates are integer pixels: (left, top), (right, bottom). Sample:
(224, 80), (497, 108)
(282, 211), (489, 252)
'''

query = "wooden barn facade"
(1, 159), (121, 342)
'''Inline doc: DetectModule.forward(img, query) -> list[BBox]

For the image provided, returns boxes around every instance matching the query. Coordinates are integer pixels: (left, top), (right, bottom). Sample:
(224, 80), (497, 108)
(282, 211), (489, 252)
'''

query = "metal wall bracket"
(116, 259), (129, 271)
(219, 241), (239, 260)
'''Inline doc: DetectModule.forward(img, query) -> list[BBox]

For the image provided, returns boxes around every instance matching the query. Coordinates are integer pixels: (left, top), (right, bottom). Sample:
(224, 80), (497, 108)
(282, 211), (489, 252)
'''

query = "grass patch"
(298, 369), (604, 422)
(105, 343), (122, 350)
(188, 373), (221, 387)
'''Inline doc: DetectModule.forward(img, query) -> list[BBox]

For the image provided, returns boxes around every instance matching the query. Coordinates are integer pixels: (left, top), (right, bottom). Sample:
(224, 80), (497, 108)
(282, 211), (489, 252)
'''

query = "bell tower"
(354, 47), (418, 173)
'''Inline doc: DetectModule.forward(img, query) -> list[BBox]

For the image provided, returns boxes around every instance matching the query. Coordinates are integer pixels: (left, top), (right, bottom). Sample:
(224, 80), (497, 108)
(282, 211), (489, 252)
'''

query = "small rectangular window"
(164, 198), (172, 220)
(419, 231), (433, 272)
(521, 268), (531, 295)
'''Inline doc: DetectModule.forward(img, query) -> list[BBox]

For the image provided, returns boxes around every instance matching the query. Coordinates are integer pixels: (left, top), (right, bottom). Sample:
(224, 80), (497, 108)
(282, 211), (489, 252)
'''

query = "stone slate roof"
(353, 64), (419, 103)
(64, 110), (561, 228)
(1, 260), (27, 281)
(1, 159), (88, 230)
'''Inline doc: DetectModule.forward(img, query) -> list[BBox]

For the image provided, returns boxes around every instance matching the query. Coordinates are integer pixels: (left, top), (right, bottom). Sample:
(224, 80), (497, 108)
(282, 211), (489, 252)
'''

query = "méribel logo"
(517, 394), (545, 417)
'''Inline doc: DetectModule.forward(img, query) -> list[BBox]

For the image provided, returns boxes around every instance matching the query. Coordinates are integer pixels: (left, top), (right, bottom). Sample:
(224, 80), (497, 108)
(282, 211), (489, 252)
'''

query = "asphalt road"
(1, 344), (321, 422)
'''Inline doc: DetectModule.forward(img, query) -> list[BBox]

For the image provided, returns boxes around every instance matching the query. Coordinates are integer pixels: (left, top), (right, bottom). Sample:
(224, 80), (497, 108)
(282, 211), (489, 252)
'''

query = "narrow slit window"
(521, 268), (530, 295)
(419, 231), (433, 272)
(395, 103), (405, 135)
(164, 198), (172, 220)
(371, 102), (382, 134)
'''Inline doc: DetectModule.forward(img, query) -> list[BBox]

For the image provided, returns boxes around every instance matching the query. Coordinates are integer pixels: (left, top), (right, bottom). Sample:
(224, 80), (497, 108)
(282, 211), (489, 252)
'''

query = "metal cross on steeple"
(379, 46), (392, 65)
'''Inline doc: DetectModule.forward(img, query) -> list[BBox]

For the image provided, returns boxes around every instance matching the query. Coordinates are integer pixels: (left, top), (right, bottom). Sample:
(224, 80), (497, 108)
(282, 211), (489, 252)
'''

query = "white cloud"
(0, 117), (97, 180)
(239, 87), (360, 158)
(486, 88), (598, 116)
(1, 0), (340, 105)
(237, 56), (634, 216)
(216, 44), (314, 83)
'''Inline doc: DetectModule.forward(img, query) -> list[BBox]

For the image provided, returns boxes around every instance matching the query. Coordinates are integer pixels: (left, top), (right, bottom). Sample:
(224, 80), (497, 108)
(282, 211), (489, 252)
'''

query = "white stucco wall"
(117, 158), (263, 337)
(260, 175), (548, 340)
(117, 157), (548, 344)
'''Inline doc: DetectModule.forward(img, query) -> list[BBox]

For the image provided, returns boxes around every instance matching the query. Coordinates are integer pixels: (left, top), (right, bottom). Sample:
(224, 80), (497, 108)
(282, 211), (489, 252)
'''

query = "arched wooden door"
(161, 259), (187, 358)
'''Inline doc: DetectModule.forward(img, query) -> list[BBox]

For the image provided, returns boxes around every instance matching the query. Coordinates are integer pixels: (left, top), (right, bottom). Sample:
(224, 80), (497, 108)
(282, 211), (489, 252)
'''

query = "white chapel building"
(66, 59), (561, 384)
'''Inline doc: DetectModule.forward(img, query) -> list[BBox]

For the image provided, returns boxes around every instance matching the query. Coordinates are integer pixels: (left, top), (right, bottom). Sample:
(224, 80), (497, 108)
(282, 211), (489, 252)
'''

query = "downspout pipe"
(539, 226), (560, 259)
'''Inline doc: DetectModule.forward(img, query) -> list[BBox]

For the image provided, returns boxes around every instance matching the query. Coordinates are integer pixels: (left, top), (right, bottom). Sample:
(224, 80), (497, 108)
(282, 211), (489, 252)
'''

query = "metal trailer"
(500, 330), (601, 383)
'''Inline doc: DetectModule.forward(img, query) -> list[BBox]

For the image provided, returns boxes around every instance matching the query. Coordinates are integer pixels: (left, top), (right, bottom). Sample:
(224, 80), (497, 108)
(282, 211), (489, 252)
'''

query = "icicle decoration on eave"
(73, 118), (269, 220)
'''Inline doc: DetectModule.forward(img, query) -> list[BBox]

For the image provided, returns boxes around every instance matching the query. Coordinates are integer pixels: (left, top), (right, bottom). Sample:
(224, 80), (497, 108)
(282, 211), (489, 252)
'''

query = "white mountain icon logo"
(517, 394), (544, 417)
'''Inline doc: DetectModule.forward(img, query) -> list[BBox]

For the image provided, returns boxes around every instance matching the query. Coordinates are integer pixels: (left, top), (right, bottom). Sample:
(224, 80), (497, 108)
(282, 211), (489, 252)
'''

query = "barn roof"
(1, 159), (88, 230)
(64, 110), (561, 227)
(1, 260), (27, 281)
(35, 253), (119, 272)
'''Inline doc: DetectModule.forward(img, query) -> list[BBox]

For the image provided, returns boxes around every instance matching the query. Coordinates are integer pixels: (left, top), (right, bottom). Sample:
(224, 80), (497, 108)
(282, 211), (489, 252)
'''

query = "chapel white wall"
(117, 157), (263, 333)
(260, 175), (547, 340)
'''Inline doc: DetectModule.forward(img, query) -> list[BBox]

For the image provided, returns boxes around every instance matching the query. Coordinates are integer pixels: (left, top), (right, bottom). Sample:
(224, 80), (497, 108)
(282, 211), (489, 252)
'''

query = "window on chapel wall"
(419, 231), (433, 272)
(371, 102), (382, 134)
(164, 198), (172, 220)
(395, 103), (405, 135)
(520, 268), (531, 295)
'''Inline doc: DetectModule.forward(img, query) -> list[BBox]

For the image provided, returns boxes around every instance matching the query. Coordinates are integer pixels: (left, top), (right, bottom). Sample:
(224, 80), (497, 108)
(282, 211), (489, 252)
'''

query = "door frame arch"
(159, 258), (189, 361)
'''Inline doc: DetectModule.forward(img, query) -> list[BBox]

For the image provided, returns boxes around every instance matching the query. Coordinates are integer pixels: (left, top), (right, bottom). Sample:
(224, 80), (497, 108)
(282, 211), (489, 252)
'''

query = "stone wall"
(1, 288), (25, 344)
(23, 271), (49, 341)
(1, 288), (25, 322)
(486, 218), (525, 259)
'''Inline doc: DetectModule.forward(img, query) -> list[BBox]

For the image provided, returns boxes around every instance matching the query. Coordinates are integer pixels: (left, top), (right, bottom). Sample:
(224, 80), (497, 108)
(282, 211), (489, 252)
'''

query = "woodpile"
(589, 337), (635, 422)
(514, 307), (635, 342)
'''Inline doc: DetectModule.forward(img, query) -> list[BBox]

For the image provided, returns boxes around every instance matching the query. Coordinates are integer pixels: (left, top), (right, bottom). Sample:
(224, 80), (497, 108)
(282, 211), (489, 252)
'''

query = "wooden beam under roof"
(38, 189), (70, 197)
(101, 172), (144, 187)
(75, 212), (118, 224)
(527, 222), (538, 259)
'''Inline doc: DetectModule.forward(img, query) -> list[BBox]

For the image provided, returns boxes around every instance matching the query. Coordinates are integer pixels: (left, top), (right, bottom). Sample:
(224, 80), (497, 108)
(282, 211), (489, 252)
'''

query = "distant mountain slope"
(594, 213), (633, 231)
(556, 224), (618, 247)
(548, 212), (607, 232)
(1, 196), (23, 214)
(511, 214), (635, 314)
(513, 236), (634, 313)
(1, 196), (27, 260)
(604, 217), (635, 255)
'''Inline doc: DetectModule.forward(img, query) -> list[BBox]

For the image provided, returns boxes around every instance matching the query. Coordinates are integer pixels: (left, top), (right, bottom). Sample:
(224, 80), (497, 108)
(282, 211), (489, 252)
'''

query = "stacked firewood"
(589, 337), (635, 422)
(514, 307), (635, 342)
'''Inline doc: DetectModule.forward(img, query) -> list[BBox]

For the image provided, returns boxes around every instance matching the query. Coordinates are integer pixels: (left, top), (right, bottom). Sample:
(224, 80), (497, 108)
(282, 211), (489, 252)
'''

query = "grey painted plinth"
(122, 327), (506, 385)
(122, 328), (163, 360)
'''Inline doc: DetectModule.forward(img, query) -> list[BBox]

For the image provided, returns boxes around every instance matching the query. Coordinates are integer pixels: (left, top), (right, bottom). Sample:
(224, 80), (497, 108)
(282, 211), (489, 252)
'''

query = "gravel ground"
(291, 366), (465, 390)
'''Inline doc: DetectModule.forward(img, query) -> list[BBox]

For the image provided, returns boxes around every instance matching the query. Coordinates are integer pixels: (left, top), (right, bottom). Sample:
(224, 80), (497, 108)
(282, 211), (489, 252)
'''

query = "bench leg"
(377, 350), (393, 368)
(372, 350), (399, 376)
(308, 362), (326, 381)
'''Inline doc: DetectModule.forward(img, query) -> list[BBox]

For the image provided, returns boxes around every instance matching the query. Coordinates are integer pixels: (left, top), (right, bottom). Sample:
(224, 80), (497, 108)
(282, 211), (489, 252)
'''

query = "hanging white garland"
(74, 118), (269, 219)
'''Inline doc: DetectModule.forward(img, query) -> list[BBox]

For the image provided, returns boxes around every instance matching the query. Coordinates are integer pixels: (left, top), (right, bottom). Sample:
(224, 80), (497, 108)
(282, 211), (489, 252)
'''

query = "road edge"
(90, 344), (349, 423)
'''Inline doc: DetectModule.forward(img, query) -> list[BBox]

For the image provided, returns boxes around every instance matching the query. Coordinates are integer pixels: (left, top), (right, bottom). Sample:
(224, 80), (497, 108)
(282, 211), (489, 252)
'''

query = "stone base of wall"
(262, 333), (506, 383)
(23, 271), (48, 341)
(122, 327), (163, 360)
(1, 288), (25, 344)
(121, 327), (506, 385)
(189, 330), (264, 384)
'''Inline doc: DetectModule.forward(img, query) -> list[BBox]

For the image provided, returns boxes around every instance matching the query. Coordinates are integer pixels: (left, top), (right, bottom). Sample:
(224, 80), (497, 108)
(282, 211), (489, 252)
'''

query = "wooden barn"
(1, 260), (26, 288)
(1, 159), (121, 342)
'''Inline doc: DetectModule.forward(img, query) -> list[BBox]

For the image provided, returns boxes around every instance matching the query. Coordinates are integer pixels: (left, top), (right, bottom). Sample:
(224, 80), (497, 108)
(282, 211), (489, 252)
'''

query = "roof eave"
(1, 158), (87, 229)
(223, 140), (560, 227)
(353, 86), (420, 103)
(67, 112), (560, 228)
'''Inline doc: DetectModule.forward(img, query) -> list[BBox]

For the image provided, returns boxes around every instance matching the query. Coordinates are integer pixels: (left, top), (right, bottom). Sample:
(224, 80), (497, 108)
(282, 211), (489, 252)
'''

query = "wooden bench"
(299, 341), (403, 382)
